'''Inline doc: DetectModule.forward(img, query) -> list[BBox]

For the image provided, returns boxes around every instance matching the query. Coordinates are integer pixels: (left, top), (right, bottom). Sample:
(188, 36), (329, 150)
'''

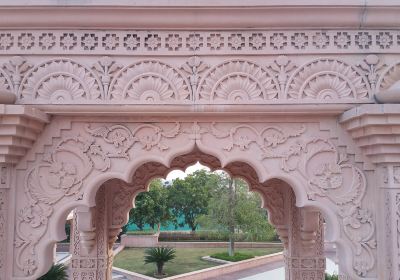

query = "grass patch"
(210, 252), (254, 262)
(113, 247), (282, 278)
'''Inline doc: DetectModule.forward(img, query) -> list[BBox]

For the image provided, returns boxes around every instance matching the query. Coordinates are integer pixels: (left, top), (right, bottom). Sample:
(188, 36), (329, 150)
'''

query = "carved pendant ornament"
(3, 53), (400, 105)
(14, 121), (376, 278)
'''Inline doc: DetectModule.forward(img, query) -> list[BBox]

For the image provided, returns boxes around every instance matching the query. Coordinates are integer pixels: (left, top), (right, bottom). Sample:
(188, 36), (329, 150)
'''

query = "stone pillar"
(70, 186), (112, 280)
(340, 104), (400, 279)
(0, 164), (12, 280)
(377, 164), (400, 280)
(285, 190), (325, 280)
(69, 180), (134, 280)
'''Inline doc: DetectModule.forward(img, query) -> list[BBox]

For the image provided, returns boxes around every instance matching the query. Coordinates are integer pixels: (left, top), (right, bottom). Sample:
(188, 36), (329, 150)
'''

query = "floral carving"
(197, 60), (279, 102)
(3, 56), (32, 91)
(14, 120), (377, 278)
(210, 123), (306, 152)
(0, 67), (14, 94)
(86, 123), (180, 159)
(19, 58), (102, 103)
(109, 60), (191, 102)
(181, 56), (209, 98)
(92, 57), (122, 98)
(0, 33), (13, 50)
(286, 58), (370, 100)
(357, 55), (385, 92)
(269, 55), (296, 96)
(262, 135), (375, 276)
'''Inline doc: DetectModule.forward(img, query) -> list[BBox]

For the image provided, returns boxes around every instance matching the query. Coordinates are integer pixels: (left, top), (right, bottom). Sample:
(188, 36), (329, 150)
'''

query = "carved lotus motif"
(37, 76), (84, 103)
(109, 60), (190, 102)
(286, 59), (369, 100)
(127, 76), (174, 101)
(19, 59), (102, 103)
(216, 76), (263, 101)
(198, 60), (279, 102)
(304, 75), (352, 99)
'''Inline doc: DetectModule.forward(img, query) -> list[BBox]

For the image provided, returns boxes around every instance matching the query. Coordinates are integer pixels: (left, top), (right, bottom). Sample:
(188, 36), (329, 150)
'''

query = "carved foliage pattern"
(15, 121), (376, 278)
(2, 55), (395, 104)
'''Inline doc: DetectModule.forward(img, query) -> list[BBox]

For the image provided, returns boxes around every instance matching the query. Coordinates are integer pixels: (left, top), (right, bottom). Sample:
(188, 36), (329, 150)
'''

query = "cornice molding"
(0, 105), (49, 164)
(340, 104), (400, 164)
(0, 3), (400, 30)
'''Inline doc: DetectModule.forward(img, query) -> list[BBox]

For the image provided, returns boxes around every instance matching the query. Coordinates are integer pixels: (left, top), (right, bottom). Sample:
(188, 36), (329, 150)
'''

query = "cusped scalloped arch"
(197, 59), (279, 103)
(108, 60), (191, 103)
(285, 58), (370, 101)
(18, 58), (103, 104)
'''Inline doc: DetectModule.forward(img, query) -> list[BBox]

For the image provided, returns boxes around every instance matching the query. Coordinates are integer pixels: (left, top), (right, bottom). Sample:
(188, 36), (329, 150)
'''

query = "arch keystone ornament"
(0, 1), (399, 279)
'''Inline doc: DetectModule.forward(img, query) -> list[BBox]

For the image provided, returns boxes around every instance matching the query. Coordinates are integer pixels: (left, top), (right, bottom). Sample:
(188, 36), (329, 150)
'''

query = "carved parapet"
(0, 105), (48, 164)
(340, 104), (400, 163)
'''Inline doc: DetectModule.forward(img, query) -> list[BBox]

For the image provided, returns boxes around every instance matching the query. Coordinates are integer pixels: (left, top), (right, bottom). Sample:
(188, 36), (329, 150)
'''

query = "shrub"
(210, 252), (254, 262)
(37, 264), (68, 280)
(144, 247), (176, 276)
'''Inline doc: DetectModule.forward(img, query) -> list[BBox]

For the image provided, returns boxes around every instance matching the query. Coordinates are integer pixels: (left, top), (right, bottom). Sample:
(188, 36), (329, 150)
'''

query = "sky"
(165, 162), (209, 181)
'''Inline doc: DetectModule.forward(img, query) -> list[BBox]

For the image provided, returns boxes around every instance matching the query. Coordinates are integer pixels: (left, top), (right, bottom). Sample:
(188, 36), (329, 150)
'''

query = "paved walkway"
(207, 258), (284, 280)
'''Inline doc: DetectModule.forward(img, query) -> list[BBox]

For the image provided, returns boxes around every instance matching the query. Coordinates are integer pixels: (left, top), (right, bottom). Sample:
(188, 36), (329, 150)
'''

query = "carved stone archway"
(1, 1), (400, 280)
(8, 118), (373, 280)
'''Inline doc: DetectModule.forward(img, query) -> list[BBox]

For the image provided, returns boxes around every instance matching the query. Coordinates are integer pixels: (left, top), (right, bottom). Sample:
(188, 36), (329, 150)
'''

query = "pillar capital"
(340, 104), (400, 164)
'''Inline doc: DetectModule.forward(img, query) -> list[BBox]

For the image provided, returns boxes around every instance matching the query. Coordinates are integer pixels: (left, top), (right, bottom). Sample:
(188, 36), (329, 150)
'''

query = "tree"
(168, 170), (218, 232)
(198, 174), (274, 256)
(144, 247), (176, 277)
(128, 179), (171, 231)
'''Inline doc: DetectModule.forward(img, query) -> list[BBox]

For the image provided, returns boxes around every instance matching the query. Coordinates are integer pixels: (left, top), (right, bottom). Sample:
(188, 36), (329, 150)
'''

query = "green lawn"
(113, 247), (282, 278)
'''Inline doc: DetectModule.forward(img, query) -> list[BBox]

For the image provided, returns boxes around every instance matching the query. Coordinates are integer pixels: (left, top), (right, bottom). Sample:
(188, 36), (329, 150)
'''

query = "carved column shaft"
(285, 189), (325, 280)
(70, 186), (112, 280)
(0, 164), (12, 280)
(377, 164), (400, 280)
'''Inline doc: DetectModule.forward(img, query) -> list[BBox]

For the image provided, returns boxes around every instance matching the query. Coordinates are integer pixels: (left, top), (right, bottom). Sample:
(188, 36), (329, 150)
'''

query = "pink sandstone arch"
(2, 2), (400, 280)
(10, 118), (374, 280)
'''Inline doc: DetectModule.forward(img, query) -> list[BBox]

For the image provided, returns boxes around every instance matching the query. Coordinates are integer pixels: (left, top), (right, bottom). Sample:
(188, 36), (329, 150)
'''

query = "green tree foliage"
(144, 247), (176, 276)
(168, 170), (219, 232)
(198, 174), (276, 255)
(129, 179), (171, 231)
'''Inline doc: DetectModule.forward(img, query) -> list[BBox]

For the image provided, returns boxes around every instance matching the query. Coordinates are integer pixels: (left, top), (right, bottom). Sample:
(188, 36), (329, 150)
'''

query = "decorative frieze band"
(0, 30), (400, 56)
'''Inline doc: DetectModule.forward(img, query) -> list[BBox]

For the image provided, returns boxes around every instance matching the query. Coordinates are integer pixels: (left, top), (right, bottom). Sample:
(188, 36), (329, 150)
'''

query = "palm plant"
(325, 272), (339, 280)
(144, 246), (176, 277)
(37, 263), (68, 280)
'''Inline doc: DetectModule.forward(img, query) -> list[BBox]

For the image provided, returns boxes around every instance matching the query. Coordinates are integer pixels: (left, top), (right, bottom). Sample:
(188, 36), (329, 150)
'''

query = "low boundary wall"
(112, 252), (284, 280)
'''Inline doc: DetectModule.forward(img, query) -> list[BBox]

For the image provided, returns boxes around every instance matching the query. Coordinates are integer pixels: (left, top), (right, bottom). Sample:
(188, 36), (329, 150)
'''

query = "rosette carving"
(286, 58), (370, 100)
(19, 58), (102, 103)
(109, 60), (190, 102)
(197, 59), (279, 102)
